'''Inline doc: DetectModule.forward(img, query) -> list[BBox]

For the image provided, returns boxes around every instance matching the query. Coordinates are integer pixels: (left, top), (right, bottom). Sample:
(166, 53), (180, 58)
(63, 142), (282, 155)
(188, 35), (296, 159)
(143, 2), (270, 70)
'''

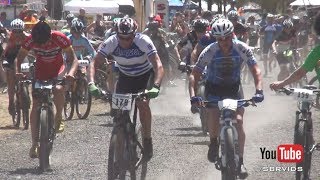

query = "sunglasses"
(118, 35), (133, 41)
(217, 35), (232, 41)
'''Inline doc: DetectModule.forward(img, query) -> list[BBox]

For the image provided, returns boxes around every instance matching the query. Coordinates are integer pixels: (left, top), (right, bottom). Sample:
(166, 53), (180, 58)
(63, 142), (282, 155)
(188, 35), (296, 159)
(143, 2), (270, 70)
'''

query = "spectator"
(227, 0), (238, 13)
(77, 8), (88, 27)
(86, 14), (107, 38)
(24, 10), (37, 30)
(0, 12), (11, 28)
(39, 7), (51, 21)
(19, 4), (29, 20)
(169, 12), (189, 38)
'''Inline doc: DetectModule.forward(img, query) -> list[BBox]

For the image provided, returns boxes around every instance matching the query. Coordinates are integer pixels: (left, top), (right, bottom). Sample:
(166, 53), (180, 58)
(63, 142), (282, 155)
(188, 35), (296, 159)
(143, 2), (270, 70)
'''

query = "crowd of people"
(0, 0), (320, 178)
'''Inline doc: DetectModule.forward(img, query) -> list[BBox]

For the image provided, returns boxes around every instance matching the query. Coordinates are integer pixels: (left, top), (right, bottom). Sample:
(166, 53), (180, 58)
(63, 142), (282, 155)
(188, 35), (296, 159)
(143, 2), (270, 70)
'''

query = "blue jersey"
(98, 33), (156, 77)
(195, 39), (257, 85)
(68, 34), (96, 59)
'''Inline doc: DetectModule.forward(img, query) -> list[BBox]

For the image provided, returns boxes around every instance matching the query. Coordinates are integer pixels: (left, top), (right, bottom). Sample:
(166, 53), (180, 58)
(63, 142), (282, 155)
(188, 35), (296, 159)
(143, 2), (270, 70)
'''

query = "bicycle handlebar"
(202, 98), (257, 108)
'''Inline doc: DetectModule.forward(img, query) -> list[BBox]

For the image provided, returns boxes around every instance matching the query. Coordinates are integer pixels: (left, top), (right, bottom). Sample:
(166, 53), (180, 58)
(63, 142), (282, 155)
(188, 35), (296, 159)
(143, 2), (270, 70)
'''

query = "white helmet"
(211, 19), (234, 37)
(11, 19), (25, 30)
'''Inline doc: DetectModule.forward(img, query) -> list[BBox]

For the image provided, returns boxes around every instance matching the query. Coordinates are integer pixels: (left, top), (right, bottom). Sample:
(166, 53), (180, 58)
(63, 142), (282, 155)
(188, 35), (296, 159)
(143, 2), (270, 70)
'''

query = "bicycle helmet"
(227, 10), (239, 21)
(71, 19), (85, 32)
(116, 18), (137, 35)
(292, 15), (300, 25)
(210, 14), (225, 27)
(31, 21), (51, 44)
(283, 19), (293, 29)
(192, 19), (209, 32)
(147, 21), (160, 31)
(11, 18), (25, 30)
(66, 13), (75, 22)
(112, 18), (121, 28)
(211, 19), (234, 37)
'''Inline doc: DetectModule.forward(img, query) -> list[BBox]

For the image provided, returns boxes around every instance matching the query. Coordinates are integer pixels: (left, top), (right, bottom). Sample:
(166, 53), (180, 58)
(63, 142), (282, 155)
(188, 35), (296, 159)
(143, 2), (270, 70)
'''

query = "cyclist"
(68, 20), (96, 61)
(3, 19), (28, 116)
(88, 18), (164, 162)
(189, 19), (263, 178)
(270, 11), (320, 90)
(273, 19), (297, 81)
(61, 13), (75, 36)
(175, 18), (209, 67)
(15, 21), (79, 158)
(227, 10), (248, 42)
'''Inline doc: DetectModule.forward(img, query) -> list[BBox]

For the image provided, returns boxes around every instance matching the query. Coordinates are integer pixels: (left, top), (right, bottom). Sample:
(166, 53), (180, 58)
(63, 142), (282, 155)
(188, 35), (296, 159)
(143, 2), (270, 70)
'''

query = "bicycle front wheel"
(21, 85), (30, 130)
(39, 107), (54, 171)
(75, 79), (92, 119)
(64, 90), (75, 120)
(294, 120), (311, 180)
(221, 127), (237, 180)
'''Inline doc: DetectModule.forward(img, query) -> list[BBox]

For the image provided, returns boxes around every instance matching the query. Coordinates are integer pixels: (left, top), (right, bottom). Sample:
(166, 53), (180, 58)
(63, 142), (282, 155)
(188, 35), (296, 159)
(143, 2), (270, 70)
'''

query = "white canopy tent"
(290, 0), (320, 6)
(64, 0), (119, 14)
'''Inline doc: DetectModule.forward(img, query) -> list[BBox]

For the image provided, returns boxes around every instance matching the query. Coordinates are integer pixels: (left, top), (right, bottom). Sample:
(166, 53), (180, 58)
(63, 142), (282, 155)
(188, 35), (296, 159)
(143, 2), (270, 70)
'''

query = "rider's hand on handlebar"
(145, 84), (160, 99)
(190, 96), (203, 106)
(15, 72), (26, 80)
(88, 82), (101, 97)
(269, 81), (284, 91)
(252, 89), (264, 103)
(178, 61), (186, 71)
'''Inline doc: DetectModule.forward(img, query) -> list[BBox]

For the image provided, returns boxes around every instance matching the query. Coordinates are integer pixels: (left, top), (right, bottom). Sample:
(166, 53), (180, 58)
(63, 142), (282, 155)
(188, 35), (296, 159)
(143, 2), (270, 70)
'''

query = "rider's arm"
(88, 52), (105, 83)
(86, 22), (95, 36)
(189, 67), (202, 97)
(191, 43), (204, 65)
(148, 53), (164, 86)
(64, 46), (79, 77)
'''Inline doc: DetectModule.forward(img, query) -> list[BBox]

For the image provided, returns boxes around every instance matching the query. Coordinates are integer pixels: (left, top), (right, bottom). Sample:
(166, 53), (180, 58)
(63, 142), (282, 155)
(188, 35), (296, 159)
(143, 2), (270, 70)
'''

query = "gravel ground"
(0, 61), (319, 180)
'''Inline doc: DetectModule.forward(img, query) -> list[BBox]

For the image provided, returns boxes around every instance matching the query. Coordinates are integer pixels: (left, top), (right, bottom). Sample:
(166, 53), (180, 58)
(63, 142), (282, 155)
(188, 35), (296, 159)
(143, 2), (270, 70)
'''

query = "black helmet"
(192, 18), (209, 32)
(147, 21), (160, 31)
(66, 13), (75, 22)
(227, 10), (239, 21)
(31, 21), (51, 44)
(71, 19), (85, 32)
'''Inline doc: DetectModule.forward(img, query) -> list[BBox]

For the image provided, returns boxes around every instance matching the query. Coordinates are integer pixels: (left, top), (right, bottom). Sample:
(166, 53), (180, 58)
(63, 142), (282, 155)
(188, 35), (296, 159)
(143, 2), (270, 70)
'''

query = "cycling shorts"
(115, 69), (154, 94)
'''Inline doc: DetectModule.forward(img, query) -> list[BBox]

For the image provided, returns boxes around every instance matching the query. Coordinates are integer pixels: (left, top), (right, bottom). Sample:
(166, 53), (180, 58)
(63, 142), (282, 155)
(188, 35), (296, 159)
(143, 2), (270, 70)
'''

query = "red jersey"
(22, 31), (71, 80)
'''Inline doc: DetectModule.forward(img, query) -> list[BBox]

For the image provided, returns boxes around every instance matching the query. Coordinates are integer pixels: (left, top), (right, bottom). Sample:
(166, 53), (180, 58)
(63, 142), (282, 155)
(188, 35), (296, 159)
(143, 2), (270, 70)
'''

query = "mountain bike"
(34, 79), (64, 171)
(179, 64), (208, 135)
(101, 91), (148, 180)
(204, 98), (257, 180)
(3, 60), (32, 129)
(278, 85), (320, 180)
(64, 59), (92, 120)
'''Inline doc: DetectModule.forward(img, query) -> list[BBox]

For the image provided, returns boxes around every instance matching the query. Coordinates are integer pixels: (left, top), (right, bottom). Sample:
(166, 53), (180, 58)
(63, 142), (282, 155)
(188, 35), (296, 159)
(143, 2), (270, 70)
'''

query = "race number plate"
(293, 88), (316, 102)
(34, 81), (53, 89)
(21, 63), (30, 73)
(112, 93), (132, 110)
(78, 59), (90, 67)
(218, 99), (238, 111)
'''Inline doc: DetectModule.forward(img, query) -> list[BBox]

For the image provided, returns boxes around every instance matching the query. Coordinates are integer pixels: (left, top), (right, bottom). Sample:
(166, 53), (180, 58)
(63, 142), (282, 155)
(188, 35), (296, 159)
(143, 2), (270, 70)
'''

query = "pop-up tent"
(64, 0), (119, 14)
(290, 0), (320, 6)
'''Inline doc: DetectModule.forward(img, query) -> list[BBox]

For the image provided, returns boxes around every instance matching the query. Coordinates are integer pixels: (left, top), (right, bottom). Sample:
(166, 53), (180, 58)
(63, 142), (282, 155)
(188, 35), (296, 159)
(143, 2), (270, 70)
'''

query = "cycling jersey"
(22, 31), (71, 80)
(195, 39), (257, 86)
(302, 45), (320, 82)
(260, 24), (277, 44)
(68, 34), (96, 59)
(98, 33), (156, 77)
(4, 32), (28, 64)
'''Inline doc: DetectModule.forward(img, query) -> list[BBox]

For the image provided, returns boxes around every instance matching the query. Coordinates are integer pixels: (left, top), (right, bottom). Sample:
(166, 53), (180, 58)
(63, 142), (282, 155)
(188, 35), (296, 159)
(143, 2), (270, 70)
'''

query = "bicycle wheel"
(108, 130), (126, 180)
(64, 91), (75, 120)
(294, 120), (311, 180)
(12, 92), (21, 128)
(39, 107), (54, 171)
(135, 124), (148, 180)
(21, 85), (30, 130)
(221, 127), (237, 180)
(75, 79), (92, 119)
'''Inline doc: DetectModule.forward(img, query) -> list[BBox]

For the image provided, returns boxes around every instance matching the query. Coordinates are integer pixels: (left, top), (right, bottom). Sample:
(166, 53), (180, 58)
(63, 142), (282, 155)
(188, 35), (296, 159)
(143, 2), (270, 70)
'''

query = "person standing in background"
(78, 8), (88, 27)
(19, 4), (29, 20)
(0, 12), (11, 28)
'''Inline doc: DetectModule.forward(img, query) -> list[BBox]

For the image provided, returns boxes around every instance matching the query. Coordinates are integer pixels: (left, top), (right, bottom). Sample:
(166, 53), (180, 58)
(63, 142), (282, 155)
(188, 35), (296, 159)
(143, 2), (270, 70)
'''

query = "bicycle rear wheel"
(12, 92), (21, 128)
(75, 79), (92, 119)
(39, 107), (54, 171)
(221, 127), (237, 180)
(21, 85), (30, 130)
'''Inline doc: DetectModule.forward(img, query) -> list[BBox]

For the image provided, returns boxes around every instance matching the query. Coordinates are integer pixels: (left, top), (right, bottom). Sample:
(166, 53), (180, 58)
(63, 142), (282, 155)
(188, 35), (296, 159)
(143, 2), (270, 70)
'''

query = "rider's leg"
(29, 95), (41, 158)
(53, 84), (65, 133)
(236, 107), (248, 178)
(262, 43), (269, 76)
(207, 107), (220, 162)
(6, 69), (15, 115)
